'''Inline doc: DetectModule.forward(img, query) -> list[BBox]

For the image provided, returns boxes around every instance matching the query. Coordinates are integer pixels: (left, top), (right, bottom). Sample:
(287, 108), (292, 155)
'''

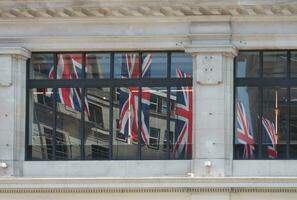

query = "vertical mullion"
(287, 87), (290, 159)
(80, 53), (86, 160)
(109, 53), (114, 160)
(259, 51), (263, 159)
(287, 51), (291, 159)
(25, 58), (30, 160)
(166, 52), (171, 159)
(138, 52), (142, 160)
(52, 53), (57, 160)
(233, 57), (237, 159)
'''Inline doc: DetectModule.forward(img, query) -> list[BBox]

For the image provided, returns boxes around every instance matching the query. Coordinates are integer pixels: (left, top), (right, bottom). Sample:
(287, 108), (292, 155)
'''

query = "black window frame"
(234, 50), (297, 160)
(26, 51), (193, 161)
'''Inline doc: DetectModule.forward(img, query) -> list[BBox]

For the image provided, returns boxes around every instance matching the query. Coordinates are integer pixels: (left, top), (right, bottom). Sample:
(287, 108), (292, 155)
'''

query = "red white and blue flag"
(236, 101), (255, 159)
(50, 54), (90, 118)
(118, 53), (152, 145)
(262, 117), (278, 158)
(173, 68), (192, 159)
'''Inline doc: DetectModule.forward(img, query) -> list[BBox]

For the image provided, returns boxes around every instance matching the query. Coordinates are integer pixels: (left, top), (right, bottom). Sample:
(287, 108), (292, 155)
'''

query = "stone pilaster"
(185, 45), (237, 177)
(0, 47), (30, 176)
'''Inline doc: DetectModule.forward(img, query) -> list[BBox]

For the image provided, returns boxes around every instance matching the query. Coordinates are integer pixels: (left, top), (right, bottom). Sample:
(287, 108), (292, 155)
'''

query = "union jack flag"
(236, 101), (255, 159)
(53, 54), (90, 118)
(118, 53), (152, 145)
(262, 117), (278, 158)
(173, 68), (192, 159)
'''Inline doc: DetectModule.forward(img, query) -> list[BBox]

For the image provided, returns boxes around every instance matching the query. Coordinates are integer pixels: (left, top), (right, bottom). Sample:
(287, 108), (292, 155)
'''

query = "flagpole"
(275, 90), (279, 141)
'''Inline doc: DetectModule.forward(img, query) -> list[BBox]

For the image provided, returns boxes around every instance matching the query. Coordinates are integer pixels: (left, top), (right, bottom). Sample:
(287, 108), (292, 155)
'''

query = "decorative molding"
(0, 1), (296, 21)
(1, 177), (297, 193)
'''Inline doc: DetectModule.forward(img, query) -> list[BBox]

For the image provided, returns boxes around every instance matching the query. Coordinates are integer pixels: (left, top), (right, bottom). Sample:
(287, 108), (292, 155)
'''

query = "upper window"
(27, 52), (193, 161)
(234, 50), (297, 159)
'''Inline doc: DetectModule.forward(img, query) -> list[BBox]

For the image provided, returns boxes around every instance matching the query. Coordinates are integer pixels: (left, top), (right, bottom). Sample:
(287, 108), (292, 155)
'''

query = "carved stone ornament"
(196, 54), (222, 85)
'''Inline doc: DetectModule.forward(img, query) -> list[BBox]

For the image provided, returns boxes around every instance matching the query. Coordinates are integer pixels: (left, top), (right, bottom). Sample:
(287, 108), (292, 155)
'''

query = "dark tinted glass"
(236, 51), (259, 78)
(263, 51), (287, 77)
(290, 51), (297, 77)
(86, 53), (110, 79)
(30, 54), (54, 79)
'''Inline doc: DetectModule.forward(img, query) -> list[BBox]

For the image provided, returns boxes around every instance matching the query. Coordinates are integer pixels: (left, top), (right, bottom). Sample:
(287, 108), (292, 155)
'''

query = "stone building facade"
(1, 0), (297, 199)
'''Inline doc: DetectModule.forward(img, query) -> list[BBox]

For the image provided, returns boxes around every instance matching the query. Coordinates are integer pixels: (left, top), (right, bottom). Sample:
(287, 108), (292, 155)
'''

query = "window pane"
(114, 53), (140, 79)
(263, 51), (287, 77)
(262, 87), (288, 159)
(142, 53), (167, 78)
(290, 51), (297, 77)
(55, 87), (83, 160)
(28, 88), (54, 160)
(236, 51), (259, 78)
(113, 87), (139, 159)
(56, 54), (83, 79)
(30, 54), (54, 79)
(85, 88), (110, 160)
(141, 87), (168, 160)
(171, 52), (192, 78)
(170, 86), (193, 159)
(86, 53), (110, 79)
(235, 87), (259, 159)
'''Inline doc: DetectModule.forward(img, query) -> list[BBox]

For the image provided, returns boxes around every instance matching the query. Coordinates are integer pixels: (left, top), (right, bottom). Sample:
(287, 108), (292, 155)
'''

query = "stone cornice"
(0, 1), (296, 21)
(0, 47), (31, 58)
(1, 177), (297, 193)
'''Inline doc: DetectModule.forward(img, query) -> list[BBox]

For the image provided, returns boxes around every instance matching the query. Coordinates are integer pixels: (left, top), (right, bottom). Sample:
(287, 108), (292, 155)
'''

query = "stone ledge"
(1, 177), (297, 193)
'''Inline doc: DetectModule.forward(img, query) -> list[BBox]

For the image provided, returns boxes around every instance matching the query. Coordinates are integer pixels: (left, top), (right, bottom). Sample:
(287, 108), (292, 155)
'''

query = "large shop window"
(234, 50), (297, 159)
(26, 52), (193, 160)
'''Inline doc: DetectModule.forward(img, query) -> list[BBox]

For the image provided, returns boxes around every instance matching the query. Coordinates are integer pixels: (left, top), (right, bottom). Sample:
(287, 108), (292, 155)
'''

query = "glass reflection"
(142, 53), (167, 78)
(263, 51), (287, 77)
(290, 51), (297, 77)
(56, 54), (83, 79)
(28, 88), (54, 160)
(235, 87), (259, 159)
(30, 54), (54, 79)
(85, 88), (110, 160)
(236, 51), (259, 78)
(171, 52), (192, 78)
(55, 87), (84, 160)
(170, 84), (193, 159)
(113, 87), (139, 159)
(141, 87), (168, 160)
(290, 88), (297, 157)
(86, 53), (110, 79)
(262, 87), (288, 159)
(114, 53), (140, 79)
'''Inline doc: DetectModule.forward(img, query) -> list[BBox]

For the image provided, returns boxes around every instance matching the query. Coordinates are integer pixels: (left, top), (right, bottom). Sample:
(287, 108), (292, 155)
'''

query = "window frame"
(26, 51), (193, 161)
(233, 50), (297, 160)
